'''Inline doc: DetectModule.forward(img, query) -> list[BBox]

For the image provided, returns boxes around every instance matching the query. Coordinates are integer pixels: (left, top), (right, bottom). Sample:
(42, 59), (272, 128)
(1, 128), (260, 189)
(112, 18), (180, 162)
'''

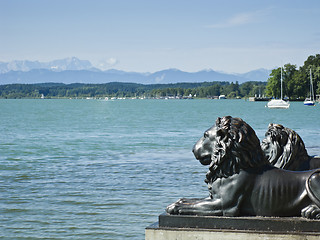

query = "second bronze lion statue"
(261, 123), (320, 170)
(166, 116), (320, 219)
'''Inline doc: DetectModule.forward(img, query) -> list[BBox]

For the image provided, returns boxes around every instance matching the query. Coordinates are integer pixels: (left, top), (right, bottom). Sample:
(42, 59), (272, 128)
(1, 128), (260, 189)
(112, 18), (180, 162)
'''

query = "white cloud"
(106, 57), (118, 66)
(96, 58), (119, 70)
(206, 10), (266, 29)
(155, 73), (165, 83)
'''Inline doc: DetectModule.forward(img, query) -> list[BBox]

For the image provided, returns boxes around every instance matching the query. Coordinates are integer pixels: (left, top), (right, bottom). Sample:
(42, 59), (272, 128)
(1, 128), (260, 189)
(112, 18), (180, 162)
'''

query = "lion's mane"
(205, 116), (268, 184)
(263, 123), (309, 170)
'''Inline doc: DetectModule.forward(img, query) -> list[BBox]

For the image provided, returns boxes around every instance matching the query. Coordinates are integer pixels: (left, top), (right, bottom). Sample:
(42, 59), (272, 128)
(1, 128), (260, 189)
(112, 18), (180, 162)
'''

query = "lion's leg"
(306, 170), (320, 207)
(166, 197), (223, 216)
(301, 170), (320, 219)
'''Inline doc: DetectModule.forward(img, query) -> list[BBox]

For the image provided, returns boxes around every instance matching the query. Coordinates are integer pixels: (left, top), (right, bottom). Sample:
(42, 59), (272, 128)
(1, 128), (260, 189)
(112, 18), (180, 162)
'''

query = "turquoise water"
(1, 99), (320, 239)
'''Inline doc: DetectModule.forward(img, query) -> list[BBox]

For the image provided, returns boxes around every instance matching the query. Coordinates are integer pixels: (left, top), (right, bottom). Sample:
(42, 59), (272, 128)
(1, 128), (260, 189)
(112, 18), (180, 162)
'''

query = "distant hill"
(0, 57), (271, 85)
(237, 68), (272, 81)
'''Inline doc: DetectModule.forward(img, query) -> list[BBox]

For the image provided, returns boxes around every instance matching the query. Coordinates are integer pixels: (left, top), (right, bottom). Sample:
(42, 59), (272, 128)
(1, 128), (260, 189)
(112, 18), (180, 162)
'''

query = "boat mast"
(310, 68), (314, 102)
(280, 67), (283, 100)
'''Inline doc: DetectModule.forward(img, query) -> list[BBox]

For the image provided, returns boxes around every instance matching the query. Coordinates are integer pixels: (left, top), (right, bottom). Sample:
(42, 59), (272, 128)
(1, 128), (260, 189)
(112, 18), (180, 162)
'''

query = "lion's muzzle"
(193, 137), (212, 165)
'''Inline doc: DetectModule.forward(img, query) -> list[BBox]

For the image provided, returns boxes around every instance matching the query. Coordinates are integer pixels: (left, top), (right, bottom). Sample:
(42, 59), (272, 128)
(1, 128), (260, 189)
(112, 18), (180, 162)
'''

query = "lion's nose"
(192, 145), (196, 153)
(192, 138), (203, 157)
(192, 141), (199, 154)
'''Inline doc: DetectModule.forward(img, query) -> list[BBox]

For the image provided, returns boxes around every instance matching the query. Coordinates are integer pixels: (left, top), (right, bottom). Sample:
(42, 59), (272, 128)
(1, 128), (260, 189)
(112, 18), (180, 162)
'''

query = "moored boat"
(267, 67), (290, 109)
(304, 69), (315, 106)
(267, 99), (290, 109)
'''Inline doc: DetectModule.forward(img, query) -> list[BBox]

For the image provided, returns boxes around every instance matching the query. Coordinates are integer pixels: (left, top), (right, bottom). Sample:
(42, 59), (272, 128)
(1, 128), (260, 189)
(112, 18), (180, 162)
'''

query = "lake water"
(1, 99), (320, 239)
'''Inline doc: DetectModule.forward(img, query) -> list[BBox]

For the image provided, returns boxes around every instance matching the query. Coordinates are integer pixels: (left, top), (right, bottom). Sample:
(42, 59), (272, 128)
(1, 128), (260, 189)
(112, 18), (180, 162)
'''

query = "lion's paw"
(301, 205), (320, 219)
(166, 200), (181, 214)
(166, 198), (196, 215)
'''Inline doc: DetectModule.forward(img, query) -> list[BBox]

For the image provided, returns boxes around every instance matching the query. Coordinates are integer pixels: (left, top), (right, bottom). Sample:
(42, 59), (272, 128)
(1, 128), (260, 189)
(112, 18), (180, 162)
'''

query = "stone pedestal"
(146, 214), (320, 240)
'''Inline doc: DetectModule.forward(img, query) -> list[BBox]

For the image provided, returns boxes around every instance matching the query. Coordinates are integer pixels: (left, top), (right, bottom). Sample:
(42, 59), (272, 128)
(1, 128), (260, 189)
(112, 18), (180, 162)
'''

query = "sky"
(1, 0), (320, 73)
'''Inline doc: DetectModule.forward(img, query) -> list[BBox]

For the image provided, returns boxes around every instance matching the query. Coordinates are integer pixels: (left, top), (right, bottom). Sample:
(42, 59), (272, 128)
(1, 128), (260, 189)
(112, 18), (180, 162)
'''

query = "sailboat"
(267, 67), (290, 109)
(304, 68), (315, 106)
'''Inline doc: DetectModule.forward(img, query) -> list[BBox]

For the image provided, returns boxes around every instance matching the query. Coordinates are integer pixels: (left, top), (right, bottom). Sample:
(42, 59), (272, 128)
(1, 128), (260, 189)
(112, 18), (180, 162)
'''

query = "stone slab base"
(145, 214), (320, 240)
(146, 225), (320, 240)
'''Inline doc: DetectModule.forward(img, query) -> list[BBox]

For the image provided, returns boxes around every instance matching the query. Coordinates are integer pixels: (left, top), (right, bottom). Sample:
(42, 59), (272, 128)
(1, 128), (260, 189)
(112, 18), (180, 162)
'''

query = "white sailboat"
(304, 68), (315, 106)
(267, 67), (290, 109)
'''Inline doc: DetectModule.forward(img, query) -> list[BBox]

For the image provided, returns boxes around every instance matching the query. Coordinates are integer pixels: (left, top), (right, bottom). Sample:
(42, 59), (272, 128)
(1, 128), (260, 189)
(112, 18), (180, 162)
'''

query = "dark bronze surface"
(166, 116), (320, 219)
(262, 123), (320, 170)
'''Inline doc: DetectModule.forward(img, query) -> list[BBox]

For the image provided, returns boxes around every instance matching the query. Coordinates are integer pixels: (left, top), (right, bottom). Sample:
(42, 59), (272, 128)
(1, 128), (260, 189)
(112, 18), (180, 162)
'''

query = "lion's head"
(193, 116), (268, 184)
(261, 123), (309, 170)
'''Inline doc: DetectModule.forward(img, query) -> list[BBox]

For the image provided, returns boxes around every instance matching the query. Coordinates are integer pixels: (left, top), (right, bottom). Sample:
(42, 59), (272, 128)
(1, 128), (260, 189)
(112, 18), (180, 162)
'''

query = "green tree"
(290, 70), (306, 100)
(301, 54), (320, 98)
(266, 66), (294, 99)
(283, 63), (297, 98)
(315, 66), (320, 95)
(266, 68), (281, 98)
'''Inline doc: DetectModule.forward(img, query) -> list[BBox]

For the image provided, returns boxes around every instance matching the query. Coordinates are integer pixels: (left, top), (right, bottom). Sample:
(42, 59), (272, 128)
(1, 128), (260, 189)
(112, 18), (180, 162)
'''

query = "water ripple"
(1, 99), (320, 239)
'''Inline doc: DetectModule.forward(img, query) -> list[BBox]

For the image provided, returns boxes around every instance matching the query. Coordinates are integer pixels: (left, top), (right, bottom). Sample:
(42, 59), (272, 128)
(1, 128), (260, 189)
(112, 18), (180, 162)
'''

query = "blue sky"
(1, 0), (319, 73)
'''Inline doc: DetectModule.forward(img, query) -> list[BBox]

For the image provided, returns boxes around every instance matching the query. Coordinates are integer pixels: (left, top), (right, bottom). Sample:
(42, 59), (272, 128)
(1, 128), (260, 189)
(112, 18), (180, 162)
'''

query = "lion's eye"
(204, 132), (209, 138)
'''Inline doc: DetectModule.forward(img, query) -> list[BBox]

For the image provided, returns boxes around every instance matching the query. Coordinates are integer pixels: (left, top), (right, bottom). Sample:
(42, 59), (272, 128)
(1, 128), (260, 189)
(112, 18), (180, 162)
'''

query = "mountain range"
(0, 57), (271, 85)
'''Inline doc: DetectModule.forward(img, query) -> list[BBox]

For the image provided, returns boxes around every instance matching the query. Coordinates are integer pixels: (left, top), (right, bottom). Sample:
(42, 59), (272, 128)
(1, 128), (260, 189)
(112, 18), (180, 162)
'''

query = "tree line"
(0, 54), (319, 99)
(0, 81), (265, 99)
(266, 54), (320, 100)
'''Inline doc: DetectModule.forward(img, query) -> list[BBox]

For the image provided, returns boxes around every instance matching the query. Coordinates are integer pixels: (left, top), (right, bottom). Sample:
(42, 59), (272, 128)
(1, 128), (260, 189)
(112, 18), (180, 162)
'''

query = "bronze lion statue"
(166, 116), (320, 218)
(261, 123), (320, 170)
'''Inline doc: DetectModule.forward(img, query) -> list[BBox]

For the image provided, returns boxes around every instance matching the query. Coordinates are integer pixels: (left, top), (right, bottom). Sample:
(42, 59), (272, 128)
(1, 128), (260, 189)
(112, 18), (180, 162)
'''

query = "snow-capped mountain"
(0, 57), (93, 73)
(0, 57), (271, 85)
